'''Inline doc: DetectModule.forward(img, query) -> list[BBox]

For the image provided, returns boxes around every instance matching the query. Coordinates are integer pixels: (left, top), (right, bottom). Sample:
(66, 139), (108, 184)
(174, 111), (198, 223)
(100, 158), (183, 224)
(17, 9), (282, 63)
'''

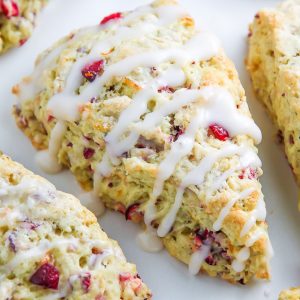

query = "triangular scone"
(0, 154), (151, 299)
(247, 0), (300, 198)
(0, 0), (47, 54)
(13, 0), (272, 283)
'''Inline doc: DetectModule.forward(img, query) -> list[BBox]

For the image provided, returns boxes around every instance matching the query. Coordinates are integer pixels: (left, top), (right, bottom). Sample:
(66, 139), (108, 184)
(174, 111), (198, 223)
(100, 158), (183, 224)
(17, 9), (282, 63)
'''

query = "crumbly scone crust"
(13, 0), (271, 284)
(279, 287), (300, 300)
(246, 0), (300, 187)
(0, 154), (151, 299)
(0, 0), (46, 54)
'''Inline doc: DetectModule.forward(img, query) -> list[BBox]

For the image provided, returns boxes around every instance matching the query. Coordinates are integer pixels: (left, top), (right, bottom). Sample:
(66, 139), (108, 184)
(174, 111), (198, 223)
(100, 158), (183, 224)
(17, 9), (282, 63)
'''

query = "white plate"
(0, 0), (299, 299)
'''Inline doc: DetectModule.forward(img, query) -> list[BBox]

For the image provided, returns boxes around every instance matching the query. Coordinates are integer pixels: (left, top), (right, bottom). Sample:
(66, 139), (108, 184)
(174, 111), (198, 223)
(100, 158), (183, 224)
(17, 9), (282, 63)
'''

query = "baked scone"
(279, 288), (300, 300)
(13, 0), (273, 283)
(0, 0), (47, 54)
(246, 0), (300, 192)
(0, 154), (151, 299)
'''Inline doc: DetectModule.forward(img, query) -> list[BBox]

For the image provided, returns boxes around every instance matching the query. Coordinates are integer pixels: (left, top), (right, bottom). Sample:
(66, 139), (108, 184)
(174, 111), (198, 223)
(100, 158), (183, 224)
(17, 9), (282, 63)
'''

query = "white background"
(0, 0), (299, 299)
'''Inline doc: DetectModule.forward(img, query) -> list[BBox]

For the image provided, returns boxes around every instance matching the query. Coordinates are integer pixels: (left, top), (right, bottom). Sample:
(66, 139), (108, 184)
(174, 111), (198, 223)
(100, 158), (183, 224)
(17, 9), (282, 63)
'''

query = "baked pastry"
(0, 0), (47, 54)
(13, 0), (273, 283)
(246, 0), (300, 193)
(279, 288), (300, 300)
(0, 153), (151, 299)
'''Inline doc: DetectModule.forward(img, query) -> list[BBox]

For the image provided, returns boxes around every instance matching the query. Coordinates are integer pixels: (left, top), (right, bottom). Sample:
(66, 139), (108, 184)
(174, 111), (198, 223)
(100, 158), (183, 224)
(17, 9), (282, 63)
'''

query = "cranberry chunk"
(208, 124), (229, 141)
(30, 263), (60, 289)
(239, 168), (257, 180)
(81, 60), (105, 82)
(83, 147), (95, 159)
(0, 0), (19, 18)
(119, 272), (132, 282)
(100, 12), (122, 25)
(19, 38), (28, 46)
(158, 86), (175, 93)
(81, 272), (91, 293)
(125, 204), (143, 223)
(170, 125), (184, 142)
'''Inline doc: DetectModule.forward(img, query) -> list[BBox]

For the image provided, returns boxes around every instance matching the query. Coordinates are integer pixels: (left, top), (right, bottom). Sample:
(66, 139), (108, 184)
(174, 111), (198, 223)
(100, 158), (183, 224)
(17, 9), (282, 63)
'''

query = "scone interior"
(0, 0), (46, 54)
(13, 0), (273, 283)
(0, 154), (151, 299)
(247, 0), (300, 189)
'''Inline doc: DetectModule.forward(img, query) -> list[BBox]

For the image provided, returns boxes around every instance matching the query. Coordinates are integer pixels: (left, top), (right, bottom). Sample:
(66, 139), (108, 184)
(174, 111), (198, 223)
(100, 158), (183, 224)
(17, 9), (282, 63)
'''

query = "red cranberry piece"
(83, 147), (95, 159)
(205, 255), (216, 265)
(81, 60), (105, 82)
(248, 168), (257, 179)
(8, 232), (16, 252)
(193, 234), (202, 251)
(19, 38), (28, 46)
(47, 115), (55, 122)
(30, 263), (60, 289)
(239, 168), (257, 180)
(119, 272), (132, 282)
(170, 125), (184, 142)
(100, 12), (122, 25)
(125, 204), (143, 223)
(0, 0), (19, 18)
(208, 124), (229, 141)
(81, 272), (91, 293)
(115, 203), (126, 214)
(158, 86), (175, 93)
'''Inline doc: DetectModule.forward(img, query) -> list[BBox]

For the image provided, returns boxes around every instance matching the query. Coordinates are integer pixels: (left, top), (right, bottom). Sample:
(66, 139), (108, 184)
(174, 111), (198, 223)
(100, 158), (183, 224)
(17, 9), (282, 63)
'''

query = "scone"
(279, 288), (300, 300)
(246, 0), (300, 193)
(13, 0), (273, 283)
(0, 0), (47, 54)
(0, 153), (151, 299)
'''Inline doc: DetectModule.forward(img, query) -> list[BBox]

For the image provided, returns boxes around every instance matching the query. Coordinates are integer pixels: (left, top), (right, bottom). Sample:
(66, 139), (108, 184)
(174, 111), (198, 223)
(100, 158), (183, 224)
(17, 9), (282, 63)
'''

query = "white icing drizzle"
(231, 247), (250, 273)
(240, 194), (266, 237)
(18, 26), (101, 103)
(47, 32), (220, 122)
(206, 150), (261, 199)
(136, 227), (164, 252)
(213, 187), (255, 231)
(188, 244), (210, 275)
(36, 121), (66, 174)
(0, 238), (79, 273)
(156, 145), (254, 238)
(78, 192), (105, 217)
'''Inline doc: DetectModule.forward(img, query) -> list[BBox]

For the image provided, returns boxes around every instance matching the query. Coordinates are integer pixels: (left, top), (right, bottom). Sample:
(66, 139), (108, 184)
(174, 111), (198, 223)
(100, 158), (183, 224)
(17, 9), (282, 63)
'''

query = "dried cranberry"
(239, 168), (257, 180)
(47, 115), (55, 122)
(158, 86), (175, 93)
(0, 0), (19, 18)
(81, 60), (105, 82)
(205, 255), (216, 265)
(8, 232), (16, 252)
(19, 38), (27, 46)
(125, 204), (143, 223)
(208, 124), (229, 141)
(30, 263), (60, 289)
(119, 272), (132, 282)
(100, 12), (122, 25)
(115, 203), (126, 214)
(81, 272), (91, 293)
(170, 126), (184, 142)
(83, 147), (95, 159)
(22, 219), (39, 230)
(193, 234), (202, 250)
